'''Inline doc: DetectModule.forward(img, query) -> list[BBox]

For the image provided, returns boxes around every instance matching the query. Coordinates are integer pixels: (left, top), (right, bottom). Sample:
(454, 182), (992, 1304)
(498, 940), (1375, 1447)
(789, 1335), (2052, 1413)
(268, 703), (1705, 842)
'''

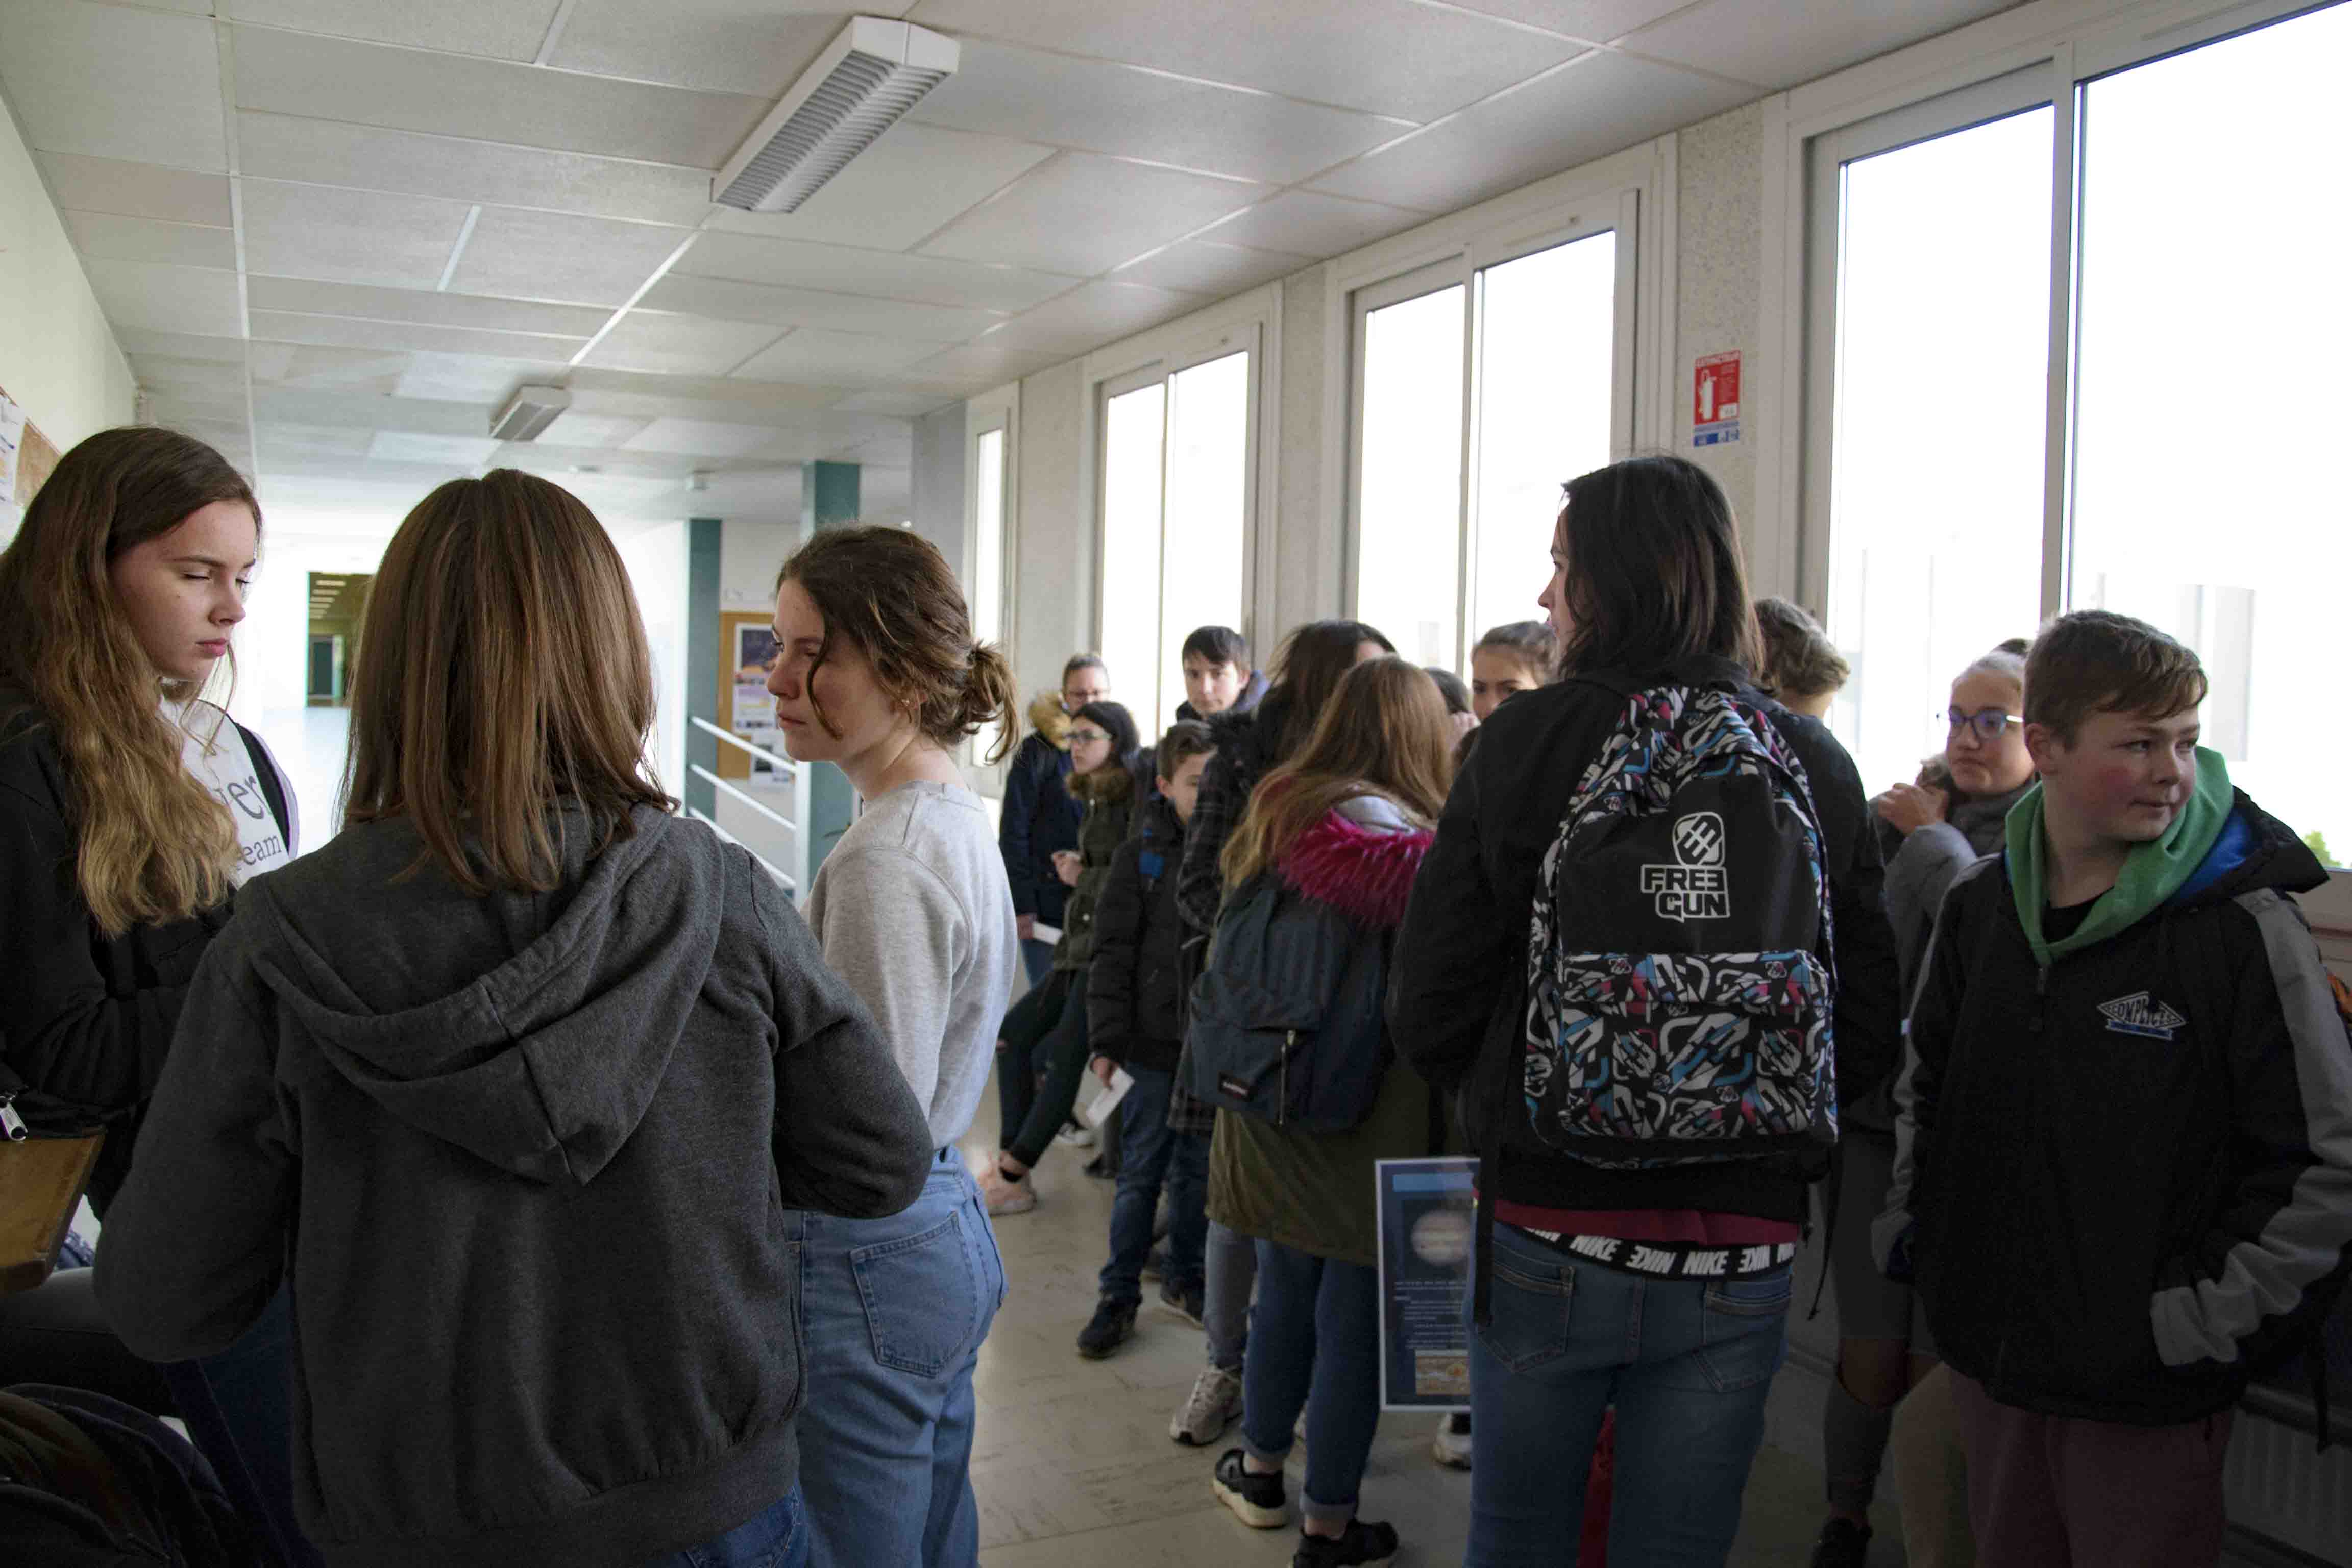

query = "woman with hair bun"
(765, 525), (1024, 1568)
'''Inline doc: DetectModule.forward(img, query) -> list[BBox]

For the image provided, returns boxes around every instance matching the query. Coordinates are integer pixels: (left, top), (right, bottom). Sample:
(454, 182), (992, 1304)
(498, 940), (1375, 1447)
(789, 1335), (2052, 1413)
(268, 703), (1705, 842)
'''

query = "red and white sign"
(1693, 351), (1741, 447)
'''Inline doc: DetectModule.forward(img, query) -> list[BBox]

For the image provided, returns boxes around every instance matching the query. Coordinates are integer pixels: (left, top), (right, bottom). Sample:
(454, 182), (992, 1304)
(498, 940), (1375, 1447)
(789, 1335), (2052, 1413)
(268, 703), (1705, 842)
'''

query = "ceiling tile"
(918, 152), (1256, 276)
(250, 384), (498, 435)
(1620, 0), (2021, 89)
(233, 113), (716, 228)
(63, 210), (236, 270)
(903, 341), (1070, 385)
(732, 329), (950, 383)
(561, 366), (849, 420)
(1111, 238), (1313, 295)
(1309, 51), (1755, 212)
(621, 418), (788, 457)
(247, 276), (612, 337)
(258, 424), (378, 462)
(83, 258), (243, 337)
(906, 0), (1581, 121)
(548, 0), (842, 96)
(0, 3), (227, 169)
(229, 26), (770, 167)
(394, 354), (564, 404)
(581, 312), (788, 375)
(249, 310), (583, 362)
(131, 354), (250, 397)
(905, 39), (1409, 184)
(220, 1), (560, 61)
(636, 273), (998, 342)
(240, 179), (472, 289)
(1434, 1), (1692, 41)
(1194, 190), (1428, 256)
(367, 430), (507, 465)
(246, 342), (418, 391)
(537, 412), (652, 448)
(977, 280), (1204, 356)
(831, 388), (967, 416)
(36, 153), (232, 226)
(701, 121), (1054, 252)
(115, 327), (249, 364)
(675, 232), (1080, 312)
(448, 209), (692, 307)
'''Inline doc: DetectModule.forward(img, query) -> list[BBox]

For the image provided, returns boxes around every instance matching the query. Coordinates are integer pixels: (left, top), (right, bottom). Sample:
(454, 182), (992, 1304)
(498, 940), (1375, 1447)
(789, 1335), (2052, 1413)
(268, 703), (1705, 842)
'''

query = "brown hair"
(1155, 719), (1216, 778)
(775, 525), (1018, 762)
(1553, 456), (1760, 678)
(0, 427), (258, 934)
(1753, 596), (1850, 702)
(1222, 657), (1453, 889)
(1268, 618), (1394, 756)
(2023, 610), (2206, 745)
(342, 470), (673, 895)
(1473, 620), (1556, 678)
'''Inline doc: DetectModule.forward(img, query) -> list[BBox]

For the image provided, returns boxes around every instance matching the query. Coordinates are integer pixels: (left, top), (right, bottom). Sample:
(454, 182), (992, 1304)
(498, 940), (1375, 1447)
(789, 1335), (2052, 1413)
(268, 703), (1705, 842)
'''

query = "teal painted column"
(800, 462), (860, 873)
(684, 517), (721, 819)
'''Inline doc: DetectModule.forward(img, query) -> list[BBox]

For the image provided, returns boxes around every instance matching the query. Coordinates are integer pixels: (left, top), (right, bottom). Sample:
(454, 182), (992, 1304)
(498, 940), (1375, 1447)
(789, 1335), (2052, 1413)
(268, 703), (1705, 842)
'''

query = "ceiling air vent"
(714, 17), (959, 214)
(489, 385), (571, 443)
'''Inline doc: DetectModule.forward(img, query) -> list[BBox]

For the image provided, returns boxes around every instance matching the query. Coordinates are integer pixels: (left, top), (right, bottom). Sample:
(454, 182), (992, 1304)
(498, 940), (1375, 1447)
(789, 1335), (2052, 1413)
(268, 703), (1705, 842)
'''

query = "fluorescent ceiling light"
(714, 17), (959, 214)
(489, 385), (572, 443)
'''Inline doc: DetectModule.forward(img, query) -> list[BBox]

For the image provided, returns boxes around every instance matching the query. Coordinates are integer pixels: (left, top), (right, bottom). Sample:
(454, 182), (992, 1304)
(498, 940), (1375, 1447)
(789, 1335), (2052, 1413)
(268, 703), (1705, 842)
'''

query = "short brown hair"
(1155, 719), (1215, 779)
(776, 525), (1018, 761)
(1753, 597), (1850, 702)
(344, 470), (673, 894)
(2023, 610), (2206, 744)
(1554, 457), (1760, 678)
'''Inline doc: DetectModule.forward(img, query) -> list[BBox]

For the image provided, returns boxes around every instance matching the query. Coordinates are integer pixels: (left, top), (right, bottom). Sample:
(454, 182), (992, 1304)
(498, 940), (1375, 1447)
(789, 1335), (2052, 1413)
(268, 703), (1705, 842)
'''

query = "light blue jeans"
(1466, 1222), (1793, 1567)
(794, 1150), (1007, 1568)
(643, 1488), (807, 1568)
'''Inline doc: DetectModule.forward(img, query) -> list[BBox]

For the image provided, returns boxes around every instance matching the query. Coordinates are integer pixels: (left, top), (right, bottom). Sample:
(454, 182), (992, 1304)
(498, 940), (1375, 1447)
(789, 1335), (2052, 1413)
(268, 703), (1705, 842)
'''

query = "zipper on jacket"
(1281, 1029), (1295, 1126)
(0, 1091), (26, 1142)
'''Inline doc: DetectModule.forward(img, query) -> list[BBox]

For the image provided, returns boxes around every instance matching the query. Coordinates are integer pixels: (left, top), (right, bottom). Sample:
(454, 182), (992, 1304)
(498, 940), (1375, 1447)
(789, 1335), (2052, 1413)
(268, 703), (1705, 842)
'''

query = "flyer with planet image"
(1374, 1156), (1478, 1412)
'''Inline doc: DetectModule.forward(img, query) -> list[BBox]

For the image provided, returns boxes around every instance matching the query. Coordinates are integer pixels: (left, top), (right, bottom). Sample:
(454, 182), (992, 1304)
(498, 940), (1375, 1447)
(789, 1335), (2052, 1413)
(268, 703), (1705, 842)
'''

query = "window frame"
(963, 379), (1018, 794)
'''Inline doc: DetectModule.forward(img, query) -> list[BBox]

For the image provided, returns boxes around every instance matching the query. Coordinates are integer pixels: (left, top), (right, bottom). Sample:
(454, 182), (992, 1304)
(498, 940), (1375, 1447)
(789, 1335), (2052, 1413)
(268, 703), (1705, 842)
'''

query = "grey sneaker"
(1169, 1364), (1243, 1446)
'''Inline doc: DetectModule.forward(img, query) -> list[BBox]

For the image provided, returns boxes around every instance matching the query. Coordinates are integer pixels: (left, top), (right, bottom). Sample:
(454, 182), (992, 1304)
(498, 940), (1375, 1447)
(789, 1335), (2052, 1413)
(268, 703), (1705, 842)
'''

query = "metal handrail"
(689, 764), (800, 838)
(690, 715), (796, 776)
(684, 806), (797, 893)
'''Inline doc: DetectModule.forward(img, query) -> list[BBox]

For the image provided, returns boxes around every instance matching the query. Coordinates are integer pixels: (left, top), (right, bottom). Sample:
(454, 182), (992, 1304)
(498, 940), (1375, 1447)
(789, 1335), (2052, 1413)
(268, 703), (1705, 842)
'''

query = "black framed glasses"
(1066, 727), (1110, 747)
(1945, 707), (2021, 743)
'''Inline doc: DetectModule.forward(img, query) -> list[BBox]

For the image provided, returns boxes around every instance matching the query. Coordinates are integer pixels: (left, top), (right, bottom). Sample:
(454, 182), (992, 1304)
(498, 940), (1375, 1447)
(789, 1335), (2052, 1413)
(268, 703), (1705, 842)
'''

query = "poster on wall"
(1693, 351), (1742, 448)
(1375, 1156), (1478, 1411)
(0, 390), (24, 503)
(731, 623), (786, 785)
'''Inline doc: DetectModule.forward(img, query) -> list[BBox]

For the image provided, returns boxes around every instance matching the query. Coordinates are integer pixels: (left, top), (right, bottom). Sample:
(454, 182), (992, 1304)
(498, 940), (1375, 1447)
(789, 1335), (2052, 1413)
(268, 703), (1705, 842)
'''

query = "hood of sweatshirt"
(240, 804), (723, 1187)
(2004, 750), (2325, 964)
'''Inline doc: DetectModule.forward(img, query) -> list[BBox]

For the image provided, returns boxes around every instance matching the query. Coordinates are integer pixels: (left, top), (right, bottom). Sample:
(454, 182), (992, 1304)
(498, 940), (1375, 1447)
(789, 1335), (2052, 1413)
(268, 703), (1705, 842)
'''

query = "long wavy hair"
(1221, 657), (1454, 890)
(342, 470), (674, 894)
(0, 427), (258, 935)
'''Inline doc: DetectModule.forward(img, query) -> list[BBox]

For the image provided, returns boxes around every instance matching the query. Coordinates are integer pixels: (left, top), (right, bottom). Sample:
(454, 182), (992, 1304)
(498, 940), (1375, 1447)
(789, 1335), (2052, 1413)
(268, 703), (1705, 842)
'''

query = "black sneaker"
(1212, 1447), (1286, 1529)
(1158, 1277), (1205, 1327)
(1809, 1517), (1872, 1568)
(1075, 1297), (1138, 1359)
(1293, 1518), (1399, 1566)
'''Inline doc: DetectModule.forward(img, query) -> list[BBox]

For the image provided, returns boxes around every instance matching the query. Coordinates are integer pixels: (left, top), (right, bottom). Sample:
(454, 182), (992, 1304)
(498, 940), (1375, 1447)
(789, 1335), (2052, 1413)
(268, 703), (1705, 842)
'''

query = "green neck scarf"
(2005, 747), (2234, 966)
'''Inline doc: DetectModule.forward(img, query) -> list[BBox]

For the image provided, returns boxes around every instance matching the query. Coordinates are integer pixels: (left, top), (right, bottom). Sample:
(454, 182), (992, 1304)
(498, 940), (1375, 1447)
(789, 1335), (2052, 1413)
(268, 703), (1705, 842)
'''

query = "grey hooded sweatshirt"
(94, 806), (934, 1568)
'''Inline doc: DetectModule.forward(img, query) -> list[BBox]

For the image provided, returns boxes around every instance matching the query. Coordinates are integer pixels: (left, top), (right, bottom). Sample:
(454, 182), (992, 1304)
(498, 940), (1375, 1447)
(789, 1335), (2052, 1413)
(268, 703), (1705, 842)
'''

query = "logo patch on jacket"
(1639, 811), (1730, 922)
(2098, 991), (2187, 1040)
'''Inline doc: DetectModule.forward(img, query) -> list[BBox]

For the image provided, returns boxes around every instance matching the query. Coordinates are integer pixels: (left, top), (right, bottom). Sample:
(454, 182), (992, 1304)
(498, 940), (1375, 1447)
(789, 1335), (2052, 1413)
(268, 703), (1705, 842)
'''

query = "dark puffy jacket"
(1175, 691), (1295, 937)
(1052, 764), (1138, 974)
(1386, 660), (1902, 1227)
(1088, 792), (1187, 1074)
(1879, 797), (2352, 1426)
(999, 692), (1081, 927)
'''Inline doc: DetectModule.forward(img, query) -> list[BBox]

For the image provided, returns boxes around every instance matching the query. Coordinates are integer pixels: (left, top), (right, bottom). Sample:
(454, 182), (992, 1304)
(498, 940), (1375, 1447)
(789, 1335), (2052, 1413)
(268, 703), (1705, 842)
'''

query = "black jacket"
(1088, 792), (1188, 1073)
(0, 698), (287, 1212)
(1387, 662), (1902, 1224)
(1175, 691), (1295, 938)
(1878, 797), (2352, 1425)
(95, 807), (933, 1568)
(1000, 727), (1080, 927)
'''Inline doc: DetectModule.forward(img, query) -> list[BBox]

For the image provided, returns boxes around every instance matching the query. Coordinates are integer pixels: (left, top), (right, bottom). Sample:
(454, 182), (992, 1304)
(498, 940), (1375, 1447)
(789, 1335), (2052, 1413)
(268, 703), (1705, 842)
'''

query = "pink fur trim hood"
(1275, 805), (1432, 930)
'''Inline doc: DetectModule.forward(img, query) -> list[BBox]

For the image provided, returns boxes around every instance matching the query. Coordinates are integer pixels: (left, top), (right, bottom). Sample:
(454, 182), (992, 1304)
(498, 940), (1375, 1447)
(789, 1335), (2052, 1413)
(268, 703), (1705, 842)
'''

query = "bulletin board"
(0, 383), (60, 535)
(717, 609), (784, 783)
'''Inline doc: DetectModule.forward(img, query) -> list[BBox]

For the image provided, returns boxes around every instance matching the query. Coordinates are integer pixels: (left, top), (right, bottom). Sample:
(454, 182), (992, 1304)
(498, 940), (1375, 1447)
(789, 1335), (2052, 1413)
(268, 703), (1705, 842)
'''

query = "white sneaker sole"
(1170, 1399), (1240, 1446)
(1212, 1474), (1287, 1530)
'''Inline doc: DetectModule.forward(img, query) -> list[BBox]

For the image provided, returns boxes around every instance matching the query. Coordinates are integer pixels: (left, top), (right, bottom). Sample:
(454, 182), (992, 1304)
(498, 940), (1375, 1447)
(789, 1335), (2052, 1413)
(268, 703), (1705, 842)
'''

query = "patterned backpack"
(1521, 677), (1837, 1168)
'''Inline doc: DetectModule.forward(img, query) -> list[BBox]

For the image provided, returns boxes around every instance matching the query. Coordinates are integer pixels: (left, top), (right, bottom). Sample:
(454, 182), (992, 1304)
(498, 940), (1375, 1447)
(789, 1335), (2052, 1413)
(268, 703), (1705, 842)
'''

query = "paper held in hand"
(1082, 1067), (1135, 1129)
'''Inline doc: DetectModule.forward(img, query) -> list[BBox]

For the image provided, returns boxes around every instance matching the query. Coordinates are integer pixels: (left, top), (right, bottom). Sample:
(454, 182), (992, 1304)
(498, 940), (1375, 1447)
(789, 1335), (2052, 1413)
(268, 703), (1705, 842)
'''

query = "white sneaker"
(978, 1161), (1036, 1217)
(1432, 1411), (1472, 1469)
(1055, 1118), (1097, 1148)
(1169, 1365), (1244, 1446)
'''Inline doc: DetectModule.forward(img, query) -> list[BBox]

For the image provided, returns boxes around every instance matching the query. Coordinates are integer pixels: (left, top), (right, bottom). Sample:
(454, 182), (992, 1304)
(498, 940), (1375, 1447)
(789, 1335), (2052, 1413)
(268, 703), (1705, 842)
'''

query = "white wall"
(1010, 361), (1088, 705)
(717, 515), (800, 615)
(0, 87), (136, 542)
(910, 401), (967, 581)
(1674, 102), (1768, 552)
(618, 520), (689, 802)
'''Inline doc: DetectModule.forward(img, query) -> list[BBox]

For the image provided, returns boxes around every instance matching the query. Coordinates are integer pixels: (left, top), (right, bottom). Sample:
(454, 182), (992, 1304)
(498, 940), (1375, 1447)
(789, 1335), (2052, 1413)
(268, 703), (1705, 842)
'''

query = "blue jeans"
(1097, 1067), (1207, 1304)
(1466, 1223), (1793, 1567)
(643, 1489), (807, 1568)
(795, 1151), (1007, 1568)
(1204, 1220), (1256, 1373)
(161, 1284), (324, 1568)
(1241, 1239), (1383, 1527)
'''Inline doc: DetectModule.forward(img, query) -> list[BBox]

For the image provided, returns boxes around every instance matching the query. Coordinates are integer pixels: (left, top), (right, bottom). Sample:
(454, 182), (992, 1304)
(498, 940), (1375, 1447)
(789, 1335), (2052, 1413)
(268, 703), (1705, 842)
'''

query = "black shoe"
(1809, 1517), (1872, 1568)
(1293, 1518), (1399, 1566)
(1158, 1277), (1205, 1327)
(1141, 1243), (1170, 1282)
(1076, 1297), (1138, 1359)
(1082, 1152), (1114, 1179)
(1212, 1447), (1287, 1529)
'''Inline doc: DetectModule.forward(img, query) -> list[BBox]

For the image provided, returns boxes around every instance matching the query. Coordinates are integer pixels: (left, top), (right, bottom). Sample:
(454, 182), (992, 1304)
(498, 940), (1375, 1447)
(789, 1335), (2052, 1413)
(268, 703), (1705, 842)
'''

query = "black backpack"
(1184, 871), (1394, 1133)
(0, 1384), (256, 1566)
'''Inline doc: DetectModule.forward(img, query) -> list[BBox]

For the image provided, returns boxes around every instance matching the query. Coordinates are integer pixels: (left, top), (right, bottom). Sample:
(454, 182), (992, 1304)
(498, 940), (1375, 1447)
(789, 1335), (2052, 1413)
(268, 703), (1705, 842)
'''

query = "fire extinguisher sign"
(1693, 351), (1741, 447)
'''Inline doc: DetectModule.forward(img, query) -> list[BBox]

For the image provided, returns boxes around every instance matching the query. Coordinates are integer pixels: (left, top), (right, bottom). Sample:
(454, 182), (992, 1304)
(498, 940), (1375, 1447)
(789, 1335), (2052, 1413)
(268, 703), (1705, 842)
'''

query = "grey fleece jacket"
(94, 806), (933, 1568)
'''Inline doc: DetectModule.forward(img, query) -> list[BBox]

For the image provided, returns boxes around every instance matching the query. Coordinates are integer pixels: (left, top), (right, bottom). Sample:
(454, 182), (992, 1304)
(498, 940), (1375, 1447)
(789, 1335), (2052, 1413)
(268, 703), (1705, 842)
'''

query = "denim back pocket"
(1475, 1251), (1576, 1374)
(1696, 1270), (1793, 1392)
(849, 1211), (986, 1378)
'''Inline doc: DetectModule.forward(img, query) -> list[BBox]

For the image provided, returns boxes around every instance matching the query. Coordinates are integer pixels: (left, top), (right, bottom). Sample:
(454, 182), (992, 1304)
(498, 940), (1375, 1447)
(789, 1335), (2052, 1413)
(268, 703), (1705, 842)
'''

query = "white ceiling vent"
(714, 17), (960, 214)
(488, 385), (572, 443)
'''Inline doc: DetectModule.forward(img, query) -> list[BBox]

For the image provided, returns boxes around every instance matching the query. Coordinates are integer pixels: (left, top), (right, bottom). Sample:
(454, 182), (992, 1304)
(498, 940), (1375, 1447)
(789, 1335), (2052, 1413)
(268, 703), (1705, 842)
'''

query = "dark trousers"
(161, 1284), (325, 1568)
(1096, 1066), (1207, 1304)
(994, 969), (1092, 1169)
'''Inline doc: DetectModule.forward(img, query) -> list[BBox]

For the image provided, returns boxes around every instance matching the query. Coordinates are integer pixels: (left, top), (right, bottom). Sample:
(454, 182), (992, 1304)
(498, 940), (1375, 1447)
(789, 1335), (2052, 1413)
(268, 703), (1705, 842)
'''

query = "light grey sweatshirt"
(806, 779), (1020, 1148)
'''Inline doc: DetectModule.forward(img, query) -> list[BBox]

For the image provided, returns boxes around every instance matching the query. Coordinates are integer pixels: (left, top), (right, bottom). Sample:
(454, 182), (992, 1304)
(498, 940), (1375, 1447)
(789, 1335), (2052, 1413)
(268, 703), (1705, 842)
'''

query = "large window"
(1807, 4), (2349, 864)
(1352, 219), (1629, 672)
(964, 386), (1016, 784)
(1097, 346), (1254, 737)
